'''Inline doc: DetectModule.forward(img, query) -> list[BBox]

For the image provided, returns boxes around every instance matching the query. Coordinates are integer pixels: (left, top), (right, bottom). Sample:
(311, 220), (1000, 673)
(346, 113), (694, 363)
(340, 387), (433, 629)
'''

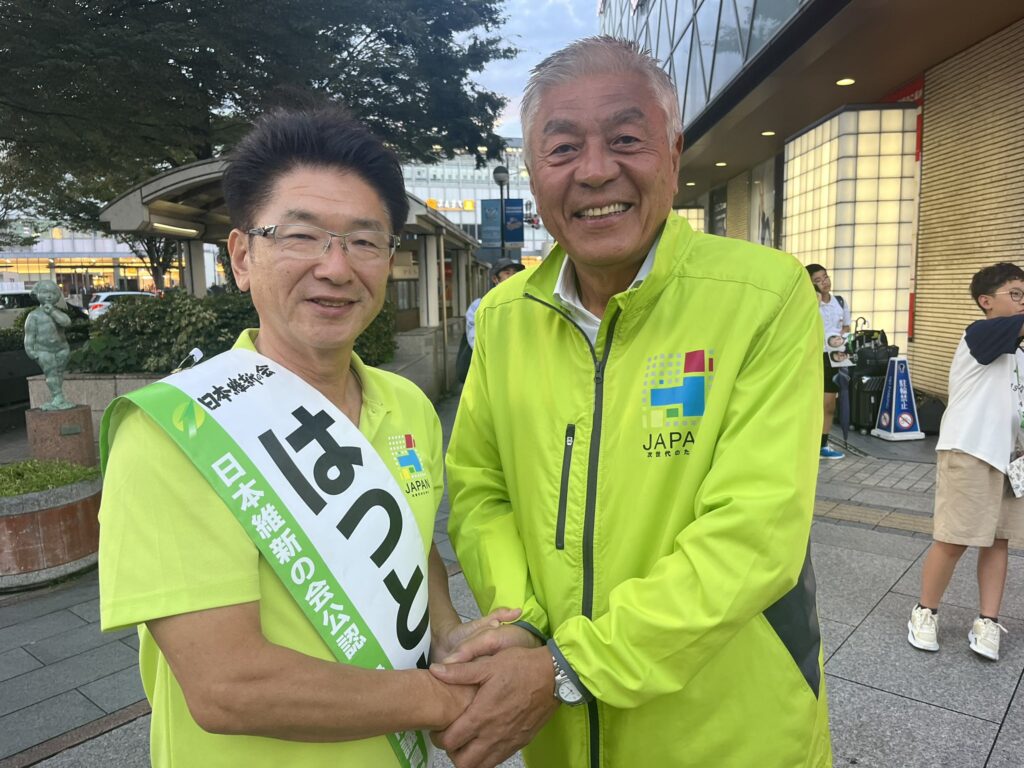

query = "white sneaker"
(968, 617), (1007, 661)
(907, 605), (939, 651)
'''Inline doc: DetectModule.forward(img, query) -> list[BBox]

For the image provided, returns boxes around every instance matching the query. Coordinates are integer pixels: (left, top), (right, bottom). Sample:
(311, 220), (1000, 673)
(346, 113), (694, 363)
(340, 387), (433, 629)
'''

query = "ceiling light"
(685, 181), (696, 187)
(152, 222), (201, 238)
(714, 162), (727, 167)
(836, 77), (856, 86)
(761, 130), (776, 137)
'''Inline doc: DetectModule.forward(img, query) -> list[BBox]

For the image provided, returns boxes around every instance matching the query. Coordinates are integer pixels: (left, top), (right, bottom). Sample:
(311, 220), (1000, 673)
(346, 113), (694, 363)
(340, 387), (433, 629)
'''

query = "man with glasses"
(908, 262), (1024, 662)
(98, 107), (512, 767)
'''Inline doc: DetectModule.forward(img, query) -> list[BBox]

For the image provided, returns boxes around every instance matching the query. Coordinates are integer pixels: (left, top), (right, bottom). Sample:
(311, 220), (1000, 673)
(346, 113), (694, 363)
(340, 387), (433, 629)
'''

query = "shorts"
(823, 352), (839, 394)
(933, 450), (1024, 546)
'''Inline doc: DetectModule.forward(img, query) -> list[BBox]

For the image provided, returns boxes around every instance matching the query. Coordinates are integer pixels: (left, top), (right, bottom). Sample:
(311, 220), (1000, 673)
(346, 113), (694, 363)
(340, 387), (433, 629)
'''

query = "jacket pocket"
(556, 424), (575, 550)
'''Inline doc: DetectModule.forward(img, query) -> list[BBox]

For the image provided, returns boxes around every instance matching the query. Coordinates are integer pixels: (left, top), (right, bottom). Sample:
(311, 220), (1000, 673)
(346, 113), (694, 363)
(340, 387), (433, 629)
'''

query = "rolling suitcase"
(851, 374), (886, 432)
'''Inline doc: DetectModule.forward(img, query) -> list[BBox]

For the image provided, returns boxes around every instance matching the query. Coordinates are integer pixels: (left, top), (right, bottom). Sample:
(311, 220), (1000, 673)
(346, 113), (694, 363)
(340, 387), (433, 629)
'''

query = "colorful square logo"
(642, 350), (714, 430)
(389, 433), (425, 480)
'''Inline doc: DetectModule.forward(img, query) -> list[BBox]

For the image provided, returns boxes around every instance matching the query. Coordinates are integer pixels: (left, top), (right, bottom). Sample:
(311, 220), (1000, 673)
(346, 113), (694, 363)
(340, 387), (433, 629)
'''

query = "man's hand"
(431, 607), (522, 664)
(443, 621), (541, 663)
(424, 671), (478, 731)
(429, 645), (558, 768)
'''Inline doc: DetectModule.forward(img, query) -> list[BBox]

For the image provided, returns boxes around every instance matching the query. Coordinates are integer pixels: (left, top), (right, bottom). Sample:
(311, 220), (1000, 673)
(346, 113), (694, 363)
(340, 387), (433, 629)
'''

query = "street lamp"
(492, 165), (509, 261)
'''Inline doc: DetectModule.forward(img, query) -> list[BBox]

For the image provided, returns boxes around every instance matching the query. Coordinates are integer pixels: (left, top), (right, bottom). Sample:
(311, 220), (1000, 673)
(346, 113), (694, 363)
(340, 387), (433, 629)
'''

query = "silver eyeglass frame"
(246, 223), (401, 260)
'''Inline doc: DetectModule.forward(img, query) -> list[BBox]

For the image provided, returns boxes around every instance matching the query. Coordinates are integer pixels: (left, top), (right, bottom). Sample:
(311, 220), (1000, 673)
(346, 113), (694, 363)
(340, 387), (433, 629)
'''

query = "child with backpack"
(807, 264), (850, 460)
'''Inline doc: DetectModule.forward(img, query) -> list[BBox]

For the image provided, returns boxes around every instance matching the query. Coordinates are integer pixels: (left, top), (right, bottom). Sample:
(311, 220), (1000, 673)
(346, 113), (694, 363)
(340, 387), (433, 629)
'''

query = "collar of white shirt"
(553, 238), (659, 345)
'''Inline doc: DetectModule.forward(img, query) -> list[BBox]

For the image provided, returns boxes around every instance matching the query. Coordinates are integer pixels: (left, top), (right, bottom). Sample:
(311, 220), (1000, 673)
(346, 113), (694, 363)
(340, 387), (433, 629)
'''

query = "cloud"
(474, 0), (600, 137)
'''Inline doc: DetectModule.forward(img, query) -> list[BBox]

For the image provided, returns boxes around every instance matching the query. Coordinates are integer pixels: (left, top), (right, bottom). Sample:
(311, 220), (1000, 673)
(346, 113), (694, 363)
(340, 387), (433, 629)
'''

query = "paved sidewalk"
(2, 401), (1023, 766)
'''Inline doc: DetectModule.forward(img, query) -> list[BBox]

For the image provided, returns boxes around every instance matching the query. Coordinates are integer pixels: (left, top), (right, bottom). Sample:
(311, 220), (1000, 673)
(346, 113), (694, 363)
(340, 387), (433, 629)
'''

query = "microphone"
(172, 347), (205, 373)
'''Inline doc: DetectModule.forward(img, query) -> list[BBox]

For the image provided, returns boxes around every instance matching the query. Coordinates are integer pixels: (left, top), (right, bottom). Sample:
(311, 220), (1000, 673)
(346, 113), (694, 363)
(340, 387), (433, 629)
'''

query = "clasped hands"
(429, 610), (560, 768)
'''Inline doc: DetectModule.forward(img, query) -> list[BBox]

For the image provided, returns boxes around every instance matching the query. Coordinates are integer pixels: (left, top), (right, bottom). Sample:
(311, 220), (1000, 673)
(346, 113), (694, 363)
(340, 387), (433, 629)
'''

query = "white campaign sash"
(102, 348), (432, 767)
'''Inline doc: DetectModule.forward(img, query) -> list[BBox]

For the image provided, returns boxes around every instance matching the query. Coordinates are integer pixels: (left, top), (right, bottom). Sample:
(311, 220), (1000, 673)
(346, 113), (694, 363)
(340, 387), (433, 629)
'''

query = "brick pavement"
(3, 404), (1024, 766)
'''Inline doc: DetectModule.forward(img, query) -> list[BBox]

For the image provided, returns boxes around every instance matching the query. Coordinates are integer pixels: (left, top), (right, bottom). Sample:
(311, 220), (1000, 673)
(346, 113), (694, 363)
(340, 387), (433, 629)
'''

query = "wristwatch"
(552, 655), (586, 706)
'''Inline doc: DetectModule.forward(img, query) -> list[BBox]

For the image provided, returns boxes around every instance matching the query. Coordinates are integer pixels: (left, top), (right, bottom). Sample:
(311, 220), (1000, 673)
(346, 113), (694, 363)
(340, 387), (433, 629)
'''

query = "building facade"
(601, 0), (1024, 397)
(401, 138), (555, 262)
(0, 222), (226, 300)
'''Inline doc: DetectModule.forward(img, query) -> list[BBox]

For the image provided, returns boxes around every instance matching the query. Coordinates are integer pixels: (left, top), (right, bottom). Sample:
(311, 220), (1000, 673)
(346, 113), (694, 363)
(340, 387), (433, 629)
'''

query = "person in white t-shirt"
(907, 262), (1024, 662)
(807, 264), (851, 460)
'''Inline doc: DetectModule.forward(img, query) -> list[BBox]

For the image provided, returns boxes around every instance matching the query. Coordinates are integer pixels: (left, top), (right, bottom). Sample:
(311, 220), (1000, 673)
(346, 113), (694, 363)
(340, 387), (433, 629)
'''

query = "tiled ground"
(4, 399), (1024, 767)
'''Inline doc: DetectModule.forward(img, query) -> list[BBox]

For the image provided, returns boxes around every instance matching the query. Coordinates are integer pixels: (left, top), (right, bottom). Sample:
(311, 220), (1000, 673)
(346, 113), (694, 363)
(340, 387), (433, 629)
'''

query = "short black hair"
(805, 263), (827, 277)
(970, 262), (1024, 309)
(222, 106), (409, 234)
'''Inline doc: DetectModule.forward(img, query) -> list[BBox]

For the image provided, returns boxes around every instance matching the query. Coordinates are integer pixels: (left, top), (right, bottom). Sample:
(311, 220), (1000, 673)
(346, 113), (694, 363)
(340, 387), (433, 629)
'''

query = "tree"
(0, 0), (515, 286)
(0, 173), (35, 250)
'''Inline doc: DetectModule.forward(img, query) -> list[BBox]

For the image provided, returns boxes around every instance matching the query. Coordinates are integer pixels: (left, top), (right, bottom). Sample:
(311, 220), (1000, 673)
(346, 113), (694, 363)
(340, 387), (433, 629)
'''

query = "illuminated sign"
(425, 199), (476, 212)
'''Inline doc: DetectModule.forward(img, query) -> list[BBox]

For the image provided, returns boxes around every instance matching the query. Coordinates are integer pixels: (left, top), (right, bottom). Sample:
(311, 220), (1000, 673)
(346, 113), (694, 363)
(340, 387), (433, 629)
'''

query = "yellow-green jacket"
(447, 215), (832, 767)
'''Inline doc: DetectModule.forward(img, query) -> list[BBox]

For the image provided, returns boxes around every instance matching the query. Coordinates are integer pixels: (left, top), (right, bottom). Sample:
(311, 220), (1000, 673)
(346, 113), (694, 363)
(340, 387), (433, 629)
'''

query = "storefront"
(601, 0), (1024, 397)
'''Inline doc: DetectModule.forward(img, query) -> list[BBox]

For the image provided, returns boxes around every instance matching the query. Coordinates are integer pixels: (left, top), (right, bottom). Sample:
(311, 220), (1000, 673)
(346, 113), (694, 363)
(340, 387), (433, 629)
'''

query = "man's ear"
(227, 228), (253, 292)
(671, 132), (683, 186)
(977, 294), (994, 313)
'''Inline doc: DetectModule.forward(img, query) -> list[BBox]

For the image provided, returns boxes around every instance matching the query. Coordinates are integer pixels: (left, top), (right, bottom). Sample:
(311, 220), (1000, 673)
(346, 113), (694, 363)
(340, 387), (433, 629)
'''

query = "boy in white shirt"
(807, 264), (851, 460)
(908, 262), (1024, 661)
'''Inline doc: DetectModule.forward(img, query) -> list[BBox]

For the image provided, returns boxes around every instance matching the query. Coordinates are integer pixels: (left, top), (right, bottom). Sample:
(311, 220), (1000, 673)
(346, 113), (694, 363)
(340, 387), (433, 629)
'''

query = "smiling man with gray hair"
(432, 36), (832, 768)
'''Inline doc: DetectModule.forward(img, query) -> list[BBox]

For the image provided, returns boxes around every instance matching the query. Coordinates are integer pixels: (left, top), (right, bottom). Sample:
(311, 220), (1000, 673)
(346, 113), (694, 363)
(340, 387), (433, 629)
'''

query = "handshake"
(425, 607), (560, 768)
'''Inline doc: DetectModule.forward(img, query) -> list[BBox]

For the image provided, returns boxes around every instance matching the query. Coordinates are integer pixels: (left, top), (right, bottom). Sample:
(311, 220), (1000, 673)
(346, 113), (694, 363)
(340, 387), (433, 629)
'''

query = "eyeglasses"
(247, 223), (399, 262)
(991, 288), (1024, 303)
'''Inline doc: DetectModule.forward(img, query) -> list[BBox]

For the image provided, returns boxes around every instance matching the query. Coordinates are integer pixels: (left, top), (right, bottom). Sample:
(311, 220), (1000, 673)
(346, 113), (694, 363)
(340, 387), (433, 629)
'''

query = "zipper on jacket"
(525, 294), (618, 768)
(582, 312), (618, 622)
(556, 424), (576, 550)
(581, 311), (618, 768)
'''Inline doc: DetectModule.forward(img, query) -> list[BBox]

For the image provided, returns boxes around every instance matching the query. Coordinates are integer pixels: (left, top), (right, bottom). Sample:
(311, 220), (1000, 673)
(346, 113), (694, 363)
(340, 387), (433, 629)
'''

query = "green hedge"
(12, 306), (91, 347)
(69, 290), (397, 374)
(0, 305), (90, 353)
(0, 328), (23, 353)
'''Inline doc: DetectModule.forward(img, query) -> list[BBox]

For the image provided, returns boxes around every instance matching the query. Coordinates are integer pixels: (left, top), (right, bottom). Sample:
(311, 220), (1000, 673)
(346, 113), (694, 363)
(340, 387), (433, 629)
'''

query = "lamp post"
(492, 165), (509, 262)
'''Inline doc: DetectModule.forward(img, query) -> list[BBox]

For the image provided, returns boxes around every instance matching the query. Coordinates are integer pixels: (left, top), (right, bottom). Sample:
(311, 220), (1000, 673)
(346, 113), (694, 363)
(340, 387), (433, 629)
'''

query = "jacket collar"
(524, 213), (696, 320)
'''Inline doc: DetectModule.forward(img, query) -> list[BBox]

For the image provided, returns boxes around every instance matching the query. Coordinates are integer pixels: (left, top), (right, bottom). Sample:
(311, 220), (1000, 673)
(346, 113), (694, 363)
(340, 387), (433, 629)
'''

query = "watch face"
(557, 680), (584, 704)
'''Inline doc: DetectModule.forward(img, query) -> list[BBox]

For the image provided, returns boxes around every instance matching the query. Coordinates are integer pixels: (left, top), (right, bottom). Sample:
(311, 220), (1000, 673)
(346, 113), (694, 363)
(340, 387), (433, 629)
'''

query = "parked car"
(87, 291), (156, 321)
(0, 291), (38, 329)
(0, 290), (89, 328)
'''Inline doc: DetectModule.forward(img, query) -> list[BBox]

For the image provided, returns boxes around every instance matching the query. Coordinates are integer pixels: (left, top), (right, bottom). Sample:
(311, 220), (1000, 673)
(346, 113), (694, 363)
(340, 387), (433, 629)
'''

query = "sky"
(473, 0), (601, 138)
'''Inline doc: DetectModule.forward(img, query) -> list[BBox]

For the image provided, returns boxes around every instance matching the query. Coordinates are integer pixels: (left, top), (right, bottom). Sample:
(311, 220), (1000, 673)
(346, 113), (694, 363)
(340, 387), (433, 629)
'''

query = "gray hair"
(520, 36), (682, 166)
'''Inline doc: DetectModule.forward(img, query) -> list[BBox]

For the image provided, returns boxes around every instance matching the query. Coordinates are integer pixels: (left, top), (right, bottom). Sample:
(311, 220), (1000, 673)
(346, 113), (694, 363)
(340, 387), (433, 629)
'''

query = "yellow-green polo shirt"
(99, 330), (442, 767)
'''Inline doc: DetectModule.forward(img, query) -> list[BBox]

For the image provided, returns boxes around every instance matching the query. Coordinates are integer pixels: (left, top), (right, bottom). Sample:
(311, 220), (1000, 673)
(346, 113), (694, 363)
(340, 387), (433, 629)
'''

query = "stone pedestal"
(0, 479), (102, 591)
(26, 404), (97, 467)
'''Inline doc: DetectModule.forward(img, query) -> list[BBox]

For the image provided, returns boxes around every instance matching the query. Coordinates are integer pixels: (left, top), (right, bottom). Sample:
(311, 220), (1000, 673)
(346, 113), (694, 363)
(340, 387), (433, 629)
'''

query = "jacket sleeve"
(964, 316), (1024, 364)
(445, 303), (550, 637)
(553, 267), (823, 708)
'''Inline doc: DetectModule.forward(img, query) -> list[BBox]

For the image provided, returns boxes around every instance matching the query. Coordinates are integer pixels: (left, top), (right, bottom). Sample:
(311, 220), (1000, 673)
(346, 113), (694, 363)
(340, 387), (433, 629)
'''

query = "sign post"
(871, 356), (925, 441)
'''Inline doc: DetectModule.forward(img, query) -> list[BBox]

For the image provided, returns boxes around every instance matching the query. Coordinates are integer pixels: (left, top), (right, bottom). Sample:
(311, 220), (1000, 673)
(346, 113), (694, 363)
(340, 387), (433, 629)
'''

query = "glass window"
(695, 0), (720, 93)
(683, 26), (706, 123)
(747, 0), (801, 57)
(710, 0), (744, 96)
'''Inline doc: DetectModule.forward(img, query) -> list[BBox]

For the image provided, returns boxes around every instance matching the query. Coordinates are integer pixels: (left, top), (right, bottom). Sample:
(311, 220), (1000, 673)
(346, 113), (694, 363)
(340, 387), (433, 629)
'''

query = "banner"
(749, 156), (776, 247)
(871, 356), (925, 441)
(503, 198), (524, 249)
(481, 199), (525, 249)
(480, 199), (502, 248)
